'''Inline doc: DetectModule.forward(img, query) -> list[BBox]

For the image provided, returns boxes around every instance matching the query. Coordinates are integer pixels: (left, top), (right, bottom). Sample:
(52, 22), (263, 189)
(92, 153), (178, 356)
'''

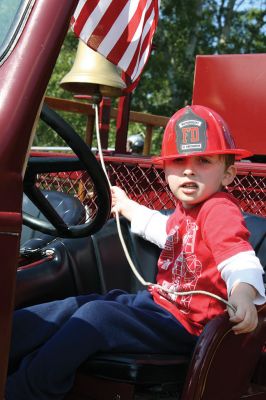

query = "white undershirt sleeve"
(218, 250), (266, 305)
(131, 206), (169, 248)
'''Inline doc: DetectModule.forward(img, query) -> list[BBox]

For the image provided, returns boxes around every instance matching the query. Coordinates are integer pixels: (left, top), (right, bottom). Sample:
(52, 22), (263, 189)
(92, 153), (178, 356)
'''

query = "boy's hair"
(220, 154), (236, 170)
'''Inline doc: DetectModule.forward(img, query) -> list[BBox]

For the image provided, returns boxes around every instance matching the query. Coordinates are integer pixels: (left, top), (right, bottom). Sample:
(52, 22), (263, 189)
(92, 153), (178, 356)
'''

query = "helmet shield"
(176, 108), (207, 155)
(155, 105), (253, 162)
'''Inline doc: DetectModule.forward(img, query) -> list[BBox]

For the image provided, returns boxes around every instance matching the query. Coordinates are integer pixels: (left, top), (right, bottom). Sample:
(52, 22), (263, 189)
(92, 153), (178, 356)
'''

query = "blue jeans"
(6, 289), (197, 400)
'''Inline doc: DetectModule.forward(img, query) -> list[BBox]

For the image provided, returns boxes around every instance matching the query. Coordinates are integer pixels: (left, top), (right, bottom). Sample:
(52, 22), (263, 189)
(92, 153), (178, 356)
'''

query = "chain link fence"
(36, 157), (266, 221)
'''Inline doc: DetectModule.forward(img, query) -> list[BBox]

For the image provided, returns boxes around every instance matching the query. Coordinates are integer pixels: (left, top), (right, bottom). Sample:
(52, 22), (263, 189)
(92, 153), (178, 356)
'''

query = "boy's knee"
(75, 300), (115, 323)
(74, 300), (129, 334)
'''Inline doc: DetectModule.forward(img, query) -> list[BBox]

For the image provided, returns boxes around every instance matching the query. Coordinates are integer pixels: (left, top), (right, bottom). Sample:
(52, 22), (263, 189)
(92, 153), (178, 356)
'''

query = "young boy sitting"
(112, 105), (266, 336)
(6, 105), (265, 400)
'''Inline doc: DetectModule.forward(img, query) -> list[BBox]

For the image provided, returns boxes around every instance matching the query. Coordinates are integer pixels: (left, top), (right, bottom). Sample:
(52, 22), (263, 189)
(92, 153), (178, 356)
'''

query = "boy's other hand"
(227, 282), (258, 335)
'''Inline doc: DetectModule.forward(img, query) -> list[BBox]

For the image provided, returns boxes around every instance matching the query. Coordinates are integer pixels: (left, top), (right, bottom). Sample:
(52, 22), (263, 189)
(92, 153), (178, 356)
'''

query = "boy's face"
(164, 155), (236, 209)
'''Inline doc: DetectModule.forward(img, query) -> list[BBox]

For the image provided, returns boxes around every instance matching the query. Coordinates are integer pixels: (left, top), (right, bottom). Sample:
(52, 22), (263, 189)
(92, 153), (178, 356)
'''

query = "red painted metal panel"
(192, 54), (266, 156)
(0, 0), (79, 396)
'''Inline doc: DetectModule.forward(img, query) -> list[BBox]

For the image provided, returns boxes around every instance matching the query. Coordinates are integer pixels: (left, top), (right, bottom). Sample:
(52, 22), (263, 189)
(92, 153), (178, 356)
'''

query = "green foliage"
(46, 31), (77, 101)
(35, 0), (266, 153)
(34, 31), (87, 147)
(133, 0), (266, 116)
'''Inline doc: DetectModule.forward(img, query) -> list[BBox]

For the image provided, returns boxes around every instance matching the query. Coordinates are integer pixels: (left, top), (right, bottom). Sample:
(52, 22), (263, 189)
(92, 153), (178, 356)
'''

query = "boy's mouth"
(179, 181), (199, 195)
(181, 182), (198, 189)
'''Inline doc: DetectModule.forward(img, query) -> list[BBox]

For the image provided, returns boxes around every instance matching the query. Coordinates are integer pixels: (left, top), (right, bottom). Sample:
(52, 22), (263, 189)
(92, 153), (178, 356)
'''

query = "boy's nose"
(183, 167), (194, 176)
(183, 160), (195, 176)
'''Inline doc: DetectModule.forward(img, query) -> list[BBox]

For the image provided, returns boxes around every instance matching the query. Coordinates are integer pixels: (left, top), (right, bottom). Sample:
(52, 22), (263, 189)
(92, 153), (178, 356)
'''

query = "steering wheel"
(23, 104), (111, 238)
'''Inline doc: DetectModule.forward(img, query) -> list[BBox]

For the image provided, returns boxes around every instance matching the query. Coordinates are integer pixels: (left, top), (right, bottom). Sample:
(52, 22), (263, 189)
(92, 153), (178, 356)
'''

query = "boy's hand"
(111, 186), (129, 214)
(227, 283), (258, 335)
(111, 186), (141, 221)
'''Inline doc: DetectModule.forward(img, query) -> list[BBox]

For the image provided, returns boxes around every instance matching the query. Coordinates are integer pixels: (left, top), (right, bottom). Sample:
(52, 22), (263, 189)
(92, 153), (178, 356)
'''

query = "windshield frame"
(0, 0), (35, 66)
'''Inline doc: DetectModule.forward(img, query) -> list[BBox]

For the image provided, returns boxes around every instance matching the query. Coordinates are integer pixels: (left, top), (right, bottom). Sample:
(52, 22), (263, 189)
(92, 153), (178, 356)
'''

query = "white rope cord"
(93, 103), (236, 314)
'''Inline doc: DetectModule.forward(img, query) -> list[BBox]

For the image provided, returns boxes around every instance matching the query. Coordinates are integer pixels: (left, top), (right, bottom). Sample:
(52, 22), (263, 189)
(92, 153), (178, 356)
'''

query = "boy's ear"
(222, 164), (237, 187)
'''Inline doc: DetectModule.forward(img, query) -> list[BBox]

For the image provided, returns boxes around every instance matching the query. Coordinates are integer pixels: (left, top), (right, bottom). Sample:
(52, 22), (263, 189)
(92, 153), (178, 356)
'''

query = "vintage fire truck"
(0, 1), (265, 399)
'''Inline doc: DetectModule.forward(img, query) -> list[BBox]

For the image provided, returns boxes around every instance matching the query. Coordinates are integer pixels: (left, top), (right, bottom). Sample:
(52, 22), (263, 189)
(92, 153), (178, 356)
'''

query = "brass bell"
(60, 40), (126, 97)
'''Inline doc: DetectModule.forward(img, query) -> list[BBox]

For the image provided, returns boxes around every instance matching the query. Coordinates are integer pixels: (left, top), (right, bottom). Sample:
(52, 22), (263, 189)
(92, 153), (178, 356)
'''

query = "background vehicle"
(0, 1), (265, 399)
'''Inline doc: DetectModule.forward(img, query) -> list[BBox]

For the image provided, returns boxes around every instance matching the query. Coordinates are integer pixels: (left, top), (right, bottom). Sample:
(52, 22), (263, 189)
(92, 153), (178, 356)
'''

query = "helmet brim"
(153, 148), (253, 163)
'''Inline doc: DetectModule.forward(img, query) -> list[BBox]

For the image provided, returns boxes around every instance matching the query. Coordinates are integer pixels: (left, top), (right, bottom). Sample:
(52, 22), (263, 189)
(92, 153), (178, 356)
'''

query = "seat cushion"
(81, 353), (189, 385)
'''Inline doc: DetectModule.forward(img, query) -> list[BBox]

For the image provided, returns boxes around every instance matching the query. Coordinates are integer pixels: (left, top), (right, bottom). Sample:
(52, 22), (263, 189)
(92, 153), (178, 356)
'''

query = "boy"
(6, 105), (265, 400)
(112, 105), (265, 336)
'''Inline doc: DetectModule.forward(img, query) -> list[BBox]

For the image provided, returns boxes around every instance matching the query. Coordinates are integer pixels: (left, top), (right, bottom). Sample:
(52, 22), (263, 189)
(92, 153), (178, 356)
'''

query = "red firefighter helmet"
(154, 105), (252, 162)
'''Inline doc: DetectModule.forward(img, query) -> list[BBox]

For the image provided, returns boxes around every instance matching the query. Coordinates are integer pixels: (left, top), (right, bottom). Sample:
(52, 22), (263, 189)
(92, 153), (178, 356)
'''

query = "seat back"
(91, 217), (160, 293)
(244, 213), (266, 275)
(90, 211), (266, 293)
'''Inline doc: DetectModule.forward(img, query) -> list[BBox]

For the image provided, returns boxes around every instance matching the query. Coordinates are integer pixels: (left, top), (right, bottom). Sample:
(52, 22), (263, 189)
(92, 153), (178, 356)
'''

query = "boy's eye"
(199, 157), (211, 164)
(168, 158), (184, 166)
(173, 158), (184, 163)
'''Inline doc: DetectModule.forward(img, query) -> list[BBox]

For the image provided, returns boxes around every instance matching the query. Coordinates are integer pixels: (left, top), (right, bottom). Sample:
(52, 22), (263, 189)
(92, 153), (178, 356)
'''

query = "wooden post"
(143, 124), (153, 155)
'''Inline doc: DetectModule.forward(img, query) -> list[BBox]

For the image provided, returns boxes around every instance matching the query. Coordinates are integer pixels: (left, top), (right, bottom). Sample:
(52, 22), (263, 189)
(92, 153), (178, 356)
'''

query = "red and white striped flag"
(71, 0), (160, 92)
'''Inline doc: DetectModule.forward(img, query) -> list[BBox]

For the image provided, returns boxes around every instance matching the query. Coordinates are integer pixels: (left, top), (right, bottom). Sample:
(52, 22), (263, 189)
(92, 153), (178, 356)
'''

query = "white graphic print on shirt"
(160, 219), (202, 313)
(160, 225), (179, 270)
